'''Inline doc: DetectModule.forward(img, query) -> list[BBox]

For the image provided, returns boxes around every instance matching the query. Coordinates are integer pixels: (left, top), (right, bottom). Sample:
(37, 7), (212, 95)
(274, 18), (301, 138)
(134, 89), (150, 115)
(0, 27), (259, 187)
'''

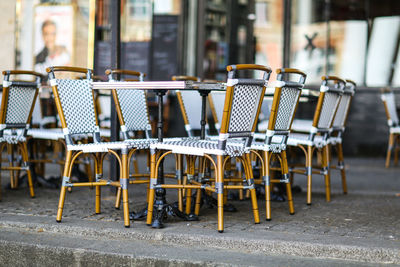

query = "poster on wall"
(33, 5), (74, 74)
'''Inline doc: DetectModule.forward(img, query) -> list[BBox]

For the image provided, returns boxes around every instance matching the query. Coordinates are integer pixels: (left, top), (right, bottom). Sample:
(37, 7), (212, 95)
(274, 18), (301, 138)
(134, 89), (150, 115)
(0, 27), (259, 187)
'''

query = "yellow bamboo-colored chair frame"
(0, 70), (43, 200)
(48, 66), (132, 228)
(146, 64), (272, 232)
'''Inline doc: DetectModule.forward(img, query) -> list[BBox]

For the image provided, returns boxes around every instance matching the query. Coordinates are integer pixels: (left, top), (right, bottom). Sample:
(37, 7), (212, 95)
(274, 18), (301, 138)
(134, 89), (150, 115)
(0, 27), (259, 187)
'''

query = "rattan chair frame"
(0, 70), (43, 200)
(48, 66), (134, 228)
(251, 68), (306, 221)
(381, 87), (400, 168)
(146, 64), (272, 233)
(328, 79), (356, 193)
(287, 76), (345, 205)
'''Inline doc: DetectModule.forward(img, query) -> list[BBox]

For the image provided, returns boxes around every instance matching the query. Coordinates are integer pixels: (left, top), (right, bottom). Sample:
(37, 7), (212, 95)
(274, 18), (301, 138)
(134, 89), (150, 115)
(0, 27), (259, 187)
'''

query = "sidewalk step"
(0, 214), (398, 266)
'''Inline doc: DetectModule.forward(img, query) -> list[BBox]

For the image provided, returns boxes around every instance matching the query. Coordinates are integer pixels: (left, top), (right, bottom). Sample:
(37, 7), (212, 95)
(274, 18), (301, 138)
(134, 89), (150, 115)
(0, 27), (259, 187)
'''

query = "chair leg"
(146, 151), (157, 226)
(281, 150), (294, 215)
(185, 156), (195, 215)
(185, 188), (192, 214)
(115, 187), (122, 209)
(0, 160), (2, 201)
(176, 154), (184, 212)
(194, 188), (202, 216)
(216, 155), (224, 233)
(306, 146), (313, 205)
(56, 151), (73, 223)
(244, 154), (260, 224)
(322, 145), (331, 202)
(21, 143), (34, 198)
(132, 154), (139, 174)
(263, 151), (271, 221)
(121, 151), (130, 228)
(386, 133), (394, 168)
(94, 154), (102, 214)
(7, 144), (16, 189)
(95, 186), (101, 214)
(237, 161), (244, 201)
(194, 157), (204, 215)
(85, 156), (94, 183)
(336, 143), (347, 194)
(394, 135), (399, 166)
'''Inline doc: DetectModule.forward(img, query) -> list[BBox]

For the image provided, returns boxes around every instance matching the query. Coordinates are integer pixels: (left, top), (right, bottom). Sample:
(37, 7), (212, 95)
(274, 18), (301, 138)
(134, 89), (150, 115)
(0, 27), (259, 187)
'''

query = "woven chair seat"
(67, 141), (133, 152)
(28, 128), (64, 140)
(254, 132), (287, 141)
(287, 133), (326, 148)
(257, 119), (269, 132)
(0, 135), (26, 144)
(151, 139), (247, 157)
(291, 119), (313, 133)
(390, 126), (400, 134)
(250, 136), (286, 152)
(28, 128), (89, 141)
(329, 136), (341, 145)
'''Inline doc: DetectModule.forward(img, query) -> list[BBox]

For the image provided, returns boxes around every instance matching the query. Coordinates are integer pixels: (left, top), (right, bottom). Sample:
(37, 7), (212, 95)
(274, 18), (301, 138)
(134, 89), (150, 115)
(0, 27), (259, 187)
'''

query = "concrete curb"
(0, 240), (215, 267)
(0, 217), (398, 265)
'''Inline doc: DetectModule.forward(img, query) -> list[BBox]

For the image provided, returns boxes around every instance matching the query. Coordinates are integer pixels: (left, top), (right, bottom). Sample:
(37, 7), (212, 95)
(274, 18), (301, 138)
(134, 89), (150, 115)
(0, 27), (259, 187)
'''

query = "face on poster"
(33, 5), (74, 73)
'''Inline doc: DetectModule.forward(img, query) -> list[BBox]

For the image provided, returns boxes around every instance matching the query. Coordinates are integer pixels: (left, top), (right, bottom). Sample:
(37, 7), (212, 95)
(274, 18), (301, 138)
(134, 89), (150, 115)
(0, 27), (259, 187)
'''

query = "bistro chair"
(328, 79), (356, 193)
(248, 68), (306, 220)
(106, 69), (158, 208)
(381, 87), (400, 168)
(48, 66), (137, 228)
(28, 92), (92, 183)
(0, 70), (43, 200)
(173, 75), (211, 211)
(146, 64), (272, 232)
(173, 75), (211, 137)
(208, 87), (249, 202)
(108, 69), (194, 215)
(287, 76), (345, 205)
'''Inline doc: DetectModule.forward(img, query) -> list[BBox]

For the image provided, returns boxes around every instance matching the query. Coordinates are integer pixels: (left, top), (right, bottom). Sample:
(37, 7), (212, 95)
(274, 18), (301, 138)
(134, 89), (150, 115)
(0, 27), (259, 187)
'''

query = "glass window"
(122, 0), (152, 42)
(291, 0), (400, 86)
(254, 0), (283, 81)
(15, 0), (93, 74)
(291, 0), (328, 84)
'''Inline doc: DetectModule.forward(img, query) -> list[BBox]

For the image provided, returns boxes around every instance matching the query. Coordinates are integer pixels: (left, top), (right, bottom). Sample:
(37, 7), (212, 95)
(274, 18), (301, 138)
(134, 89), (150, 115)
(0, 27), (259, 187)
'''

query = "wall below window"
(343, 91), (391, 156)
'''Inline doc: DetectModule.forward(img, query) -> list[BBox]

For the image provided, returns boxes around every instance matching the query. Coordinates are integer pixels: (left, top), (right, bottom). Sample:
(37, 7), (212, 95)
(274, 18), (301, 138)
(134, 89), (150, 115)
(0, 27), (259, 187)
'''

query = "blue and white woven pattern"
(56, 79), (98, 135)
(317, 91), (341, 129)
(180, 90), (203, 130)
(0, 135), (26, 144)
(287, 133), (326, 148)
(5, 85), (37, 124)
(67, 141), (130, 152)
(332, 94), (351, 129)
(152, 138), (246, 157)
(228, 83), (263, 133)
(250, 136), (286, 153)
(116, 89), (152, 131)
(273, 87), (301, 131)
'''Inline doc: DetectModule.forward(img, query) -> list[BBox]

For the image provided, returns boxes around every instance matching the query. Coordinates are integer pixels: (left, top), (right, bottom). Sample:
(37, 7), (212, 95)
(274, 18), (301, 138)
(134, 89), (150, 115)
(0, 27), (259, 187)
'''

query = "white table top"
(91, 81), (317, 97)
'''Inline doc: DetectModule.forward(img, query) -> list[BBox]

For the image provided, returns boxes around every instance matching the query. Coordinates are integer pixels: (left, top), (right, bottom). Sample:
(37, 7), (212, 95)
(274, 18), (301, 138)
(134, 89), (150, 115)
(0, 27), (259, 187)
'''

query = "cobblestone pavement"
(0, 157), (399, 265)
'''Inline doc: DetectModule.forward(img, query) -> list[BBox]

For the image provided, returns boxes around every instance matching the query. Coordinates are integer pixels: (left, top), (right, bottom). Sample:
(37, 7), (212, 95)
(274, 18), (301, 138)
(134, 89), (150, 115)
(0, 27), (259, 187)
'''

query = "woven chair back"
(1, 71), (42, 130)
(332, 80), (356, 130)
(381, 89), (399, 127)
(312, 76), (345, 132)
(218, 64), (272, 147)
